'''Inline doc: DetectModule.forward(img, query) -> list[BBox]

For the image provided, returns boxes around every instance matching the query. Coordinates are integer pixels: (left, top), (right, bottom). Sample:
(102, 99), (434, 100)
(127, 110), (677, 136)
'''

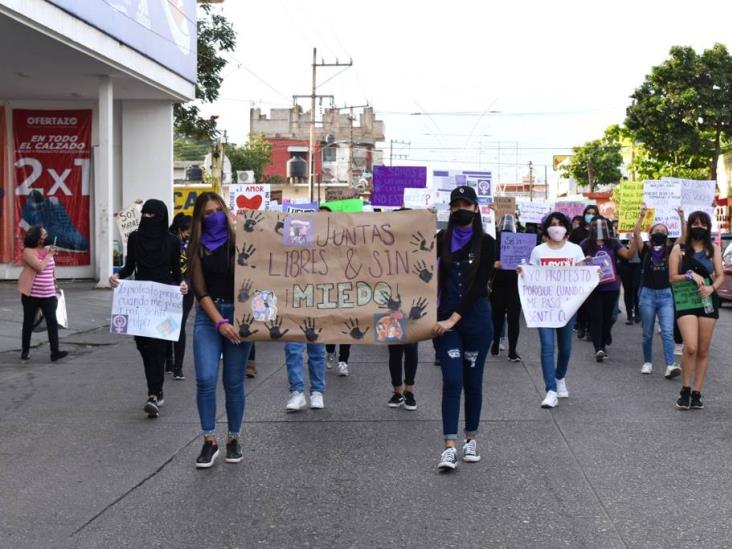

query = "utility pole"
(389, 139), (410, 166)
(333, 103), (369, 187)
(529, 161), (534, 202)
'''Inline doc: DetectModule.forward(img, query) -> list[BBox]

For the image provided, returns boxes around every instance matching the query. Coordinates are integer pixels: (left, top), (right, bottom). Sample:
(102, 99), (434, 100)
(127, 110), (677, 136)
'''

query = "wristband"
(214, 319), (229, 331)
(685, 270), (694, 281)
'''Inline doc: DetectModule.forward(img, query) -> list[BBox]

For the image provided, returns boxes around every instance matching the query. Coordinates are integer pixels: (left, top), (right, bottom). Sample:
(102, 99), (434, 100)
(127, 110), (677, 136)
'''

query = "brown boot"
(246, 360), (257, 378)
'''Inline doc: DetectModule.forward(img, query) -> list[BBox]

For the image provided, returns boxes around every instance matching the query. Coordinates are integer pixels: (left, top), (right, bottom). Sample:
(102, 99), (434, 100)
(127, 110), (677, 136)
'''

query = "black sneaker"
(20, 351), (30, 362)
(387, 393), (404, 408)
(625, 318), (634, 326)
(196, 440), (219, 468)
(144, 396), (160, 418)
(595, 350), (607, 363)
(508, 354), (522, 363)
(157, 392), (164, 406)
(225, 440), (243, 463)
(690, 391), (704, 410)
(173, 368), (185, 380)
(50, 350), (68, 362)
(490, 342), (499, 356)
(403, 391), (417, 411)
(676, 387), (691, 410)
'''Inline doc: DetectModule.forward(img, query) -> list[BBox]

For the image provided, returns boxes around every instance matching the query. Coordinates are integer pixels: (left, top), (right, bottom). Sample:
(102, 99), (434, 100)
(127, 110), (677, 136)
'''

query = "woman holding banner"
(433, 185), (495, 471)
(188, 192), (253, 468)
(581, 217), (637, 362)
(669, 211), (722, 410)
(525, 212), (587, 409)
(109, 199), (187, 418)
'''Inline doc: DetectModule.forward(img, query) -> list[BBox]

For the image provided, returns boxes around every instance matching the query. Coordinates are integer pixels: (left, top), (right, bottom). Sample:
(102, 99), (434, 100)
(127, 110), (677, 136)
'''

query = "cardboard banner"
(493, 196), (516, 221)
(13, 109), (92, 265)
(229, 183), (270, 213)
(372, 166), (427, 207)
(517, 200), (554, 224)
(174, 184), (212, 216)
(114, 201), (142, 252)
(499, 232), (536, 270)
(403, 188), (432, 209)
(234, 211), (437, 344)
(518, 265), (600, 328)
(110, 280), (183, 341)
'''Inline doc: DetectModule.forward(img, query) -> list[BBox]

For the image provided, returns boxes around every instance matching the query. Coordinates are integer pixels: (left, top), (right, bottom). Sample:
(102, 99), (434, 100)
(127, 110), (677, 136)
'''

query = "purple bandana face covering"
(201, 211), (229, 251)
(451, 225), (473, 252)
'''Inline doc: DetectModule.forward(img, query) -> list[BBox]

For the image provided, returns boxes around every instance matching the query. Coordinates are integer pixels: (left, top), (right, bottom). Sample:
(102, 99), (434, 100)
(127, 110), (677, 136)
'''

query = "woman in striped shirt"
(17, 225), (67, 362)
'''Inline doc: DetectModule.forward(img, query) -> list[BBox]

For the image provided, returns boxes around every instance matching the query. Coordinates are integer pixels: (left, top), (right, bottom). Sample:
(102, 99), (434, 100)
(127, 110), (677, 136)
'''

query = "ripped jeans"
(437, 298), (492, 440)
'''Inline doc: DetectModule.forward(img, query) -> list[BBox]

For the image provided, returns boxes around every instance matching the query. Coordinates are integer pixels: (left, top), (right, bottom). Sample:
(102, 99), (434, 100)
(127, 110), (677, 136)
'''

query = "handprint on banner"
(237, 279), (253, 303)
(413, 260), (433, 283)
(274, 215), (284, 235)
(242, 211), (264, 232)
(237, 244), (256, 266)
(238, 314), (259, 338)
(408, 297), (428, 321)
(379, 286), (402, 312)
(410, 231), (434, 253)
(266, 316), (289, 339)
(299, 318), (322, 342)
(342, 318), (369, 340)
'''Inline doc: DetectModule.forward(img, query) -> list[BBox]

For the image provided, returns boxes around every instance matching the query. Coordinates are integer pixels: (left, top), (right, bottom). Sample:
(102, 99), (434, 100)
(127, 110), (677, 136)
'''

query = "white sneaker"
(310, 391), (324, 409)
(326, 352), (336, 369)
(337, 361), (349, 376)
(285, 391), (307, 412)
(641, 362), (653, 375)
(437, 447), (458, 471)
(674, 344), (683, 356)
(541, 391), (558, 409)
(462, 439), (481, 463)
(665, 364), (682, 379)
(499, 338), (506, 351)
(556, 378), (569, 398)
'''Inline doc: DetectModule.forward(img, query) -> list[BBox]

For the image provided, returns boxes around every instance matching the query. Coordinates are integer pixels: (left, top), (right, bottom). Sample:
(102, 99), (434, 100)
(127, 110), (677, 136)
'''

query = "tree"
(174, 136), (210, 161)
(174, 3), (236, 141)
(561, 126), (623, 191)
(225, 134), (273, 181)
(625, 43), (732, 181)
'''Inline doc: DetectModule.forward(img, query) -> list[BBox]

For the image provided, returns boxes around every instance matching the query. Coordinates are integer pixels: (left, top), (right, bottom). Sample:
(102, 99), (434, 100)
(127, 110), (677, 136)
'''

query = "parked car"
(718, 233), (732, 303)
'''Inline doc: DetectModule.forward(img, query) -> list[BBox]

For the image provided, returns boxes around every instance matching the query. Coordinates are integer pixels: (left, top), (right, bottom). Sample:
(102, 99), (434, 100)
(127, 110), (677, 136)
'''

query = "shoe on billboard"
(20, 190), (88, 252)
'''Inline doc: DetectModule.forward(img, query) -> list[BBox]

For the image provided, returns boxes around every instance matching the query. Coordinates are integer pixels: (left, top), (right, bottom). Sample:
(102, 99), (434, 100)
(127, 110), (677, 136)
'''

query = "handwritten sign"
(500, 232), (536, 270)
(554, 201), (586, 221)
(481, 207), (496, 238)
(672, 280), (708, 312)
(286, 202), (319, 213)
(518, 200), (554, 224)
(114, 202), (142, 251)
(110, 280), (183, 341)
(494, 196), (516, 221)
(372, 166), (427, 206)
(518, 265), (600, 327)
(320, 198), (363, 213)
(403, 188), (432, 209)
(229, 184), (270, 212)
(234, 210), (437, 344)
(669, 177), (717, 219)
(644, 179), (681, 209)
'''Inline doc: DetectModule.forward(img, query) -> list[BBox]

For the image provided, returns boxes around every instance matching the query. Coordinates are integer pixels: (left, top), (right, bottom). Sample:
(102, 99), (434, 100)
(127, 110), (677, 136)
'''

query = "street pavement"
(2, 280), (732, 548)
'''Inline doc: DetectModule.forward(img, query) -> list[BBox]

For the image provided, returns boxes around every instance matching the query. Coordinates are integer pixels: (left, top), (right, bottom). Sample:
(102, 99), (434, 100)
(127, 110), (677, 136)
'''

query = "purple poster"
(500, 233), (537, 270)
(372, 166), (427, 206)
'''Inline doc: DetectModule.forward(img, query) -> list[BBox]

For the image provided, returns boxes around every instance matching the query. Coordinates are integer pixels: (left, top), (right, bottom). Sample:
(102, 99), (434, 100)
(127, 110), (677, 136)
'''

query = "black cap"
(450, 185), (478, 206)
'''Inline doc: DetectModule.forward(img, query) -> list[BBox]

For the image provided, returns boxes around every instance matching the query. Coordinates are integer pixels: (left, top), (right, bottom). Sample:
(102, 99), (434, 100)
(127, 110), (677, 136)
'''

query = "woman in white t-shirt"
(524, 212), (586, 409)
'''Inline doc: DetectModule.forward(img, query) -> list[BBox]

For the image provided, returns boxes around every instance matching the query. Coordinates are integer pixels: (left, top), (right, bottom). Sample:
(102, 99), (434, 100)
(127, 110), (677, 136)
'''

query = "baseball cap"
(450, 185), (478, 206)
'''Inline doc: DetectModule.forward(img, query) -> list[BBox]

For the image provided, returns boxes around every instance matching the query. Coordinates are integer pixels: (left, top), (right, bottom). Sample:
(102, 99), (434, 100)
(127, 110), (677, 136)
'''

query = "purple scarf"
(201, 211), (229, 251)
(650, 245), (666, 267)
(451, 225), (473, 252)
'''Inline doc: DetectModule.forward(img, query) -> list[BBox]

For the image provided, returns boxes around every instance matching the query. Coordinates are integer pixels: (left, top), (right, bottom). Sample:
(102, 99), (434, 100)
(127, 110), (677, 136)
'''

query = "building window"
(322, 146), (336, 163)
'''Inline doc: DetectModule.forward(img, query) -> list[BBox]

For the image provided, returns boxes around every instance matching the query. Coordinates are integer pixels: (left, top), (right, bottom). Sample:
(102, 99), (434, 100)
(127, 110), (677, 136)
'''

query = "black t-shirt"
(640, 244), (671, 289)
(191, 242), (235, 301)
(569, 226), (588, 245)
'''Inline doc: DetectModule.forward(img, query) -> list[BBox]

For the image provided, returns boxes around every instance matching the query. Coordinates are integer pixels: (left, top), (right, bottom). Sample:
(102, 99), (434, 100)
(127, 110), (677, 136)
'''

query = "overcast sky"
(200, 0), (732, 182)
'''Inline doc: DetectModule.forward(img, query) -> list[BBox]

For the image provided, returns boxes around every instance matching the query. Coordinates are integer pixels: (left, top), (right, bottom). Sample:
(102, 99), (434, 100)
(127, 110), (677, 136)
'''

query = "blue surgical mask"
(584, 214), (595, 224)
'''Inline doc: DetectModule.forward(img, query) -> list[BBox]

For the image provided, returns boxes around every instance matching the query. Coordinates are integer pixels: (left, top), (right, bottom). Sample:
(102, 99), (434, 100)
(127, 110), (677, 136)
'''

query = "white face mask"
(547, 225), (567, 242)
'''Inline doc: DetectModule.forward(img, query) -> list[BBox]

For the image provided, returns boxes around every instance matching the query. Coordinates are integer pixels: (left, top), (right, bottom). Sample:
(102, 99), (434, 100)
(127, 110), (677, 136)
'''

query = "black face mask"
(450, 209), (476, 227)
(651, 232), (667, 246)
(690, 227), (708, 241)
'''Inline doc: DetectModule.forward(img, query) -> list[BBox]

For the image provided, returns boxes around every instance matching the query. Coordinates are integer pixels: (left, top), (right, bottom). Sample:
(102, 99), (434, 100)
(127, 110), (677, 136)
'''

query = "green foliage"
(174, 4), (236, 141)
(561, 127), (623, 191)
(174, 137), (210, 161)
(225, 134), (273, 181)
(625, 43), (732, 180)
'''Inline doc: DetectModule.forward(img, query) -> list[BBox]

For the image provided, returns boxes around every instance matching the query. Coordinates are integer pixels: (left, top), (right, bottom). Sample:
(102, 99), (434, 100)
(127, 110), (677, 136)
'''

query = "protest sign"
(234, 211), (437, 344)
(320, 198), (363, 213)
(114, 201), (142, 251)
(403, 188), (432, 209)
(616, 180), (650, 232)
(554, 201), (586, 221)
(518, 265), (600, 328)
(435, 204), (450, 230)
(643, 180), (682, 237)
(286, 202), (319, 213)
(465, 171), (492, 198)
(500, 232), (536, 270)
(480, 207), (496, 238)
(229, 184), (270, 212)
(588, 251), (617, 285)
(110, 280), (183, 341)
(493, 196), (516, 221)
(669, 178), (717, 218)
(325, 187), (357, 202)
(672, 280), (708, 312)
(372, 166), (427, 206)
(517, 200), (554, 224)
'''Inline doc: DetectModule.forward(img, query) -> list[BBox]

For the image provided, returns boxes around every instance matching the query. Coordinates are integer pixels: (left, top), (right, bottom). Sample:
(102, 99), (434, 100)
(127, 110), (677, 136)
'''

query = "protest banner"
(672, 280), (708, 312)
(286, 202), (319, 213)
(644, 180), (682, 237)
(517, 200), (554, 224)
(493, 196), (516, 221)
(320, 198), (363, 212)
(114, 201), (142, 252)
(465, 171), (493, 199)
(480, 207), (496, 238)
(372, 166), (427, 206)
(229, 184), (270, 212)
(518, 265), (600, 328)
(668, 177), (716, 219)
(110, 280), (183, 341)
(234, 210), (437, 344)
(325, 187), (356, 202)
(616, 181), (649, 232)
(554, 201), (586, 221)
(500, 232), (536, 270)
(403, 188), (432, 209)
(435, 204), (450, 230)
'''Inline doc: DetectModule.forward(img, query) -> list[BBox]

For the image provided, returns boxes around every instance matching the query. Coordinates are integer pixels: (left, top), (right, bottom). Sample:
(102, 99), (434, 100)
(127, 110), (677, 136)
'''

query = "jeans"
(388, 343), (418, 386)
(193, 302), (252, 438)
(135, 336), (168, 398)
(639, 287), (675, 365)
(285, 342), (326, 394)
(537, 315), (575, 393)
(21, 294), (59, 354)
(588, 290), (620, 351)
(437, 299), (492, 440)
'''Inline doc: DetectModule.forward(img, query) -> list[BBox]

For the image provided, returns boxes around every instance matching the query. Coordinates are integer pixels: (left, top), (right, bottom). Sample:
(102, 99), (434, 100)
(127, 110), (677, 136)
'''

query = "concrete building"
(0, 0), (196, 283)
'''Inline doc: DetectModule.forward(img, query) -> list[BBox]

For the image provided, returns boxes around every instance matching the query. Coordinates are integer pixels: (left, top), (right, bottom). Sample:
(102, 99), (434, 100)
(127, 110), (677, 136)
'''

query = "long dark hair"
(684, 210), (714, 258)
(187, 192), (235, 263)
(23, 225), (44, 248)
(438, 207), (485, 296)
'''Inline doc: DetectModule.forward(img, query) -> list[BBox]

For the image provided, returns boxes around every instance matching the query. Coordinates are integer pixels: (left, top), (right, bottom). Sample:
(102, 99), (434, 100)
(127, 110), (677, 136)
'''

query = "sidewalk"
(2, 284), (732, 547)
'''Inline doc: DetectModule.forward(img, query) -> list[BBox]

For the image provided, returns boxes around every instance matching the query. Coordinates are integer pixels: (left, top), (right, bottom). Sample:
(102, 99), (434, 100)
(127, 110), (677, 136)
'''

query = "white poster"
(518, 265), (599, 328)
(110, 280), (183, 341)
(643, 180), (683, 237)
(114, 201), (142, 252)
(517, 200), (554, 224)
(403, 188), (433, 209)
(480, 206), (496, 238)
(228, 184), (270, 212)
